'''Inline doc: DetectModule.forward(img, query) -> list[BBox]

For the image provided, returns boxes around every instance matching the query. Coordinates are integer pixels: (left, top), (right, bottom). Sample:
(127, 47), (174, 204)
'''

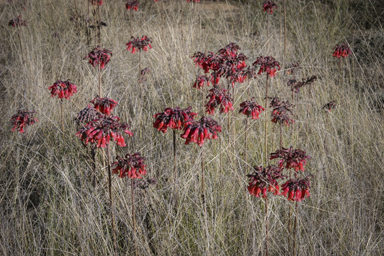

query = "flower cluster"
(287, 75), (317, 93)
(126, 36), (152, 54)
(281, 177), (311, 202)
(263, 1), (277, 14)
(9, 15), (27, 27)
(153, 107), (197, 133)
(75, 105), (102, 125)
(125, 0), (139, 11)
(270, 97), (294, 126)
(193, 75), (210, 89)
(333, 44), (352, 58)
(112, 153), (147, 179)
(181, 116), (221, 146)
(205, 87), (234, 115)
(323, 101), (337, 112)
(84, 46), (112, 69)
(90, 96), (118, 116)
(239, 98), (265, 119)
(48, 80), (78, 100)
(253, 56), (281, 78)
(76, 115), (133, 148)
(270, 146), (310, 172)
(247, 165), (285, 198)
(11, 110), (38, 133)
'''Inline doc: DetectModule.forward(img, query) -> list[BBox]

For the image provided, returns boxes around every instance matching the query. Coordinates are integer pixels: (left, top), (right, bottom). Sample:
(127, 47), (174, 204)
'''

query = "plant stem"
(245, 115), (249, 172)
(293, 201), (298, 256)
(98, 64), (101, 97)
(173, 129), (177, 190)
(201, 146), (205, 209)
(97, 5), (101, 45)
(264, 75), (269, 165)
(339, 57), (342, 86)
(131, 178), (137, 256)
(139, 50), (142, 98)
(60, 99), (64, 132)
(91, 147), (96, 188)
(280, 122), (283, 150)
(265, 196), (269, 256)
(283, 0), (287, 58)
(106, 145), (117, 253)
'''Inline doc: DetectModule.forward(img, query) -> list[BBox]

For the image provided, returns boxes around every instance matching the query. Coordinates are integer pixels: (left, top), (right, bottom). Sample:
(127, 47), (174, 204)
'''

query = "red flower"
(126, 35), (152, 54)
(193, 75), (210, 89)
(90, 96), (118, 116)
(253, 56), (280, 78)
(263, 1), (277, 14)
(247, 165), (285, 198)
(125, 0), (139, 11)
(89, 0), (103, 6)
(269, 97), (294, 126)
(48, 80), (78, 100)
(333, 44), (351, 58)
(239, 98), (265, 119)
(112, 152), (147, 179)
(153, 107), (197, 133)
(76, 115), (133, 148)
(11, 110), (38, 133)
(8, 15), (27, 27)
(323, 101), (337, 112)
(205, 87), (234, 115)
(181, 116), (221, 147)
(84, 46), (112, 69)
(270, 146), (310, 172)
(281, 177), (311, 202)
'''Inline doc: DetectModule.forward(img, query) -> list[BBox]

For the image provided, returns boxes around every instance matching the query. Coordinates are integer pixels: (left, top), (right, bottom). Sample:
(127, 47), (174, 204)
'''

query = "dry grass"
(1, 0), (384, 255)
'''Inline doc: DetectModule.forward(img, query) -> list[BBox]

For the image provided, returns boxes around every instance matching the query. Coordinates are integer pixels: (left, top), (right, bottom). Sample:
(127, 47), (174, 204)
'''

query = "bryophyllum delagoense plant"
(205, 86), (234, 115)
(193, 75), (210, 89)
(263, 1), (277, 14)
(270, 98), (294, 126)
(181, 116), (221, 146)
(333, 44), (352, 58)
(11, 110), (38, 133)
(9, 15), (27, 27)
(112, 152), (147, 179)
(126, 36), (152, 54)
(253, 56), (281, 78)
(90, 96), (118, 116)
(48, 80), (78, 99)
(239, 98), (265, 120)
(247, 165), (285, 198)
(84, 46), (112, 69)
(281, 176), (312, 202)
(153, 107), (197, 133)
(270, 146), (311, 172)
(75, 105), (102, 125)
(125, 0), (139, 11)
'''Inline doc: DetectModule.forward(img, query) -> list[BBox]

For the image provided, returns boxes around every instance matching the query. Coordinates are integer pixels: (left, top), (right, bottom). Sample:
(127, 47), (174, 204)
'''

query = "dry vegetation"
(1, 0), (384, 255)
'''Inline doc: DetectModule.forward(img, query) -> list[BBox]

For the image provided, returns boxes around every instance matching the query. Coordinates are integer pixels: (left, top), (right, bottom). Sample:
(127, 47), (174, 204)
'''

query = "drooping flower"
(333, 44), (352, 58)
(112, 152), (147, 179)
(270, 146), (310, 172)
(11, 110), (38, 133)
(253, 56), (280, 78)
(281, 176), (311, 202)
(181, 116), (221, 147)
(247, 165), (285, 198)
(153, 107), (197, 133)
(239, 98), (265, 119)
(48, 80), (78, 100)
(75, 105), (102, 125)
(84, 46), (112, 69)
(125, 0), (139, 11)
(90, 96), (118, 116)
(89, 0), (103, 6)
(205, 86), (234, 115)
(193, 75), (210, 89)
(126, 35), (152, 54)
(76, 115), (133, 148)
(323, 101), (337, 112)
(269, 97), (294, 126)
(263, 1), (277, 14)
(9, 15), (27, 27)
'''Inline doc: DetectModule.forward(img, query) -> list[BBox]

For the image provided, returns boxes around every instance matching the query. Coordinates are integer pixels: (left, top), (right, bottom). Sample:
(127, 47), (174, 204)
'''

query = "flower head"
(9, 15), (27, 27)
(270, 146), (310, 172)
(76, 115), (133, 148)
(89, 0), (103, 6)
(90, 96), (118, 116)
(112, 152), (147, 179)
(126, 35), (152, 54)
(333, 44), (351, 58)
(193, 75), (210, 89)
(75, 105), (102, 125)
(239, 98), (265, 119)
(153, 106), (197, 133)
(323, 101), (337, 112)
(48, 80), (78, 100)
(125, 0), (139, 11)
(11, 110), (38, 133)
(205, 87), (234, 115)
(253, 56), (280, 78)
(181, 116), (221, 147)
(263, 1), (277, 14)
(84, 46), (112, 69)
(269, 97), (294, 126)
(247, 165), (285, 198)
(281, 176), (312, 202)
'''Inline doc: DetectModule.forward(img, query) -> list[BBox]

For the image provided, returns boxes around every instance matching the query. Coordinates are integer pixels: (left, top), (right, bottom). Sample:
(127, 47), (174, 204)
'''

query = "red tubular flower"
(84, 46), (112, 69)
(333, 44), (352, 58)
(48, 80), (78, 100)
(269, 97), (294, 126)
(205, 86), (234, 115)
(247, 165), (285, 198)
(180, 116), (221, 147)
(253, 56), (281, 78)
(281, 176), (312, 202)
(126, 36), (152, 54)
(263, 1), (277, 14)
(9, 15), (27, 27)
(125, 0), (139, 11)
(239, 98), (265, 120)
(90, 96), (118, 116)
(89, 0), (103, 6)
(112, 152), (147, 179)
(323, 101), (337, 112)
(193, 75), (210, 89)
(11, 110), (38, 133)
(76, 115), (133, 148)
(270, 146), (311, 172)
(75, 105), (102, 124)
(153, 106), (197, 133)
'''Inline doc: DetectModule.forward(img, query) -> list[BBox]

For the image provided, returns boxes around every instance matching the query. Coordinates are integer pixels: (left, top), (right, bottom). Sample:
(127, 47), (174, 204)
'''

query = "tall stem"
(139, 51), (142, 98)
(97, 5), (101, 45)
(201, 146), (205, 208)
(173, 129), (177, 190)
(245, 115), (249, 171)
(98, 64), (102, 97)
(280, 122), (283, 150)
(293, 202), (298, 256)
(91, 147), (96, 188)
(265, 196), (269, 256)
(106, 145), (117, 253)
(131, 178), (138, 256)
(264, 75), (269, 164)
(339, 57), (342, 86)
(60, 99), (64, 132)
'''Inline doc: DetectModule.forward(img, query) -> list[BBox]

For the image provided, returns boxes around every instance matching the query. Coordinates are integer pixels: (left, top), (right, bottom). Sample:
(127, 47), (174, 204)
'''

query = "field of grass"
(1, 0), (384, 255)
